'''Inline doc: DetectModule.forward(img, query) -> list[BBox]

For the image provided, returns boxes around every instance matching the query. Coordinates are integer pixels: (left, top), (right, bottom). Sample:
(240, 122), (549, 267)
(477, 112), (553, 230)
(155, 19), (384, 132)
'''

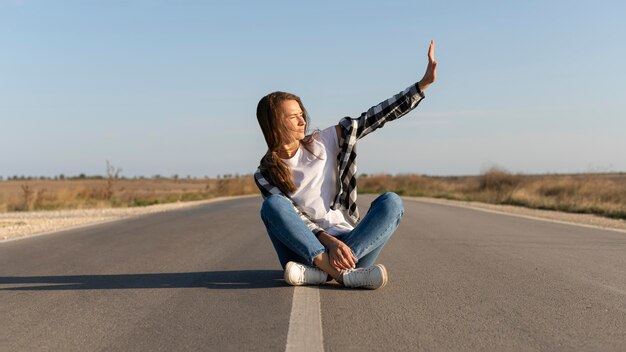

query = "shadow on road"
(0, 270), (285, 291)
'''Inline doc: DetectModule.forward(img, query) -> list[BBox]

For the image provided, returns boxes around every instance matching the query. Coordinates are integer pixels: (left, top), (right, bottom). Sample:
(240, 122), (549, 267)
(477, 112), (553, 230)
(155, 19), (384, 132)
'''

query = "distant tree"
(21, 183), (34, 211)
(59, 174), (65, 180)
(79, 173), (86, 179)
(105, 160), (122, 200)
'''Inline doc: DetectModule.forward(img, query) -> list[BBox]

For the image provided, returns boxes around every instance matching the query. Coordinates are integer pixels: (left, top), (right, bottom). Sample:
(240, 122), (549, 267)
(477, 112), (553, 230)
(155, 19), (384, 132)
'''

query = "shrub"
(478, 167), (522, 192)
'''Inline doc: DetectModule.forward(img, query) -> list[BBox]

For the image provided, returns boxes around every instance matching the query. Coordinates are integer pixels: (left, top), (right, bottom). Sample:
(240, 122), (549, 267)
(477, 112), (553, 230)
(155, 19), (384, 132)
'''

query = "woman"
(254, 40), (437, 289)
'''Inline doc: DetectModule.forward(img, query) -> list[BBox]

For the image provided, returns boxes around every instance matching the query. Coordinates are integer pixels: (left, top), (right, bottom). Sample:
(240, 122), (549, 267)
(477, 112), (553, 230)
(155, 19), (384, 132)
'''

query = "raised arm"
(418, 40), (438, 92)
(336, 40), (438, 142)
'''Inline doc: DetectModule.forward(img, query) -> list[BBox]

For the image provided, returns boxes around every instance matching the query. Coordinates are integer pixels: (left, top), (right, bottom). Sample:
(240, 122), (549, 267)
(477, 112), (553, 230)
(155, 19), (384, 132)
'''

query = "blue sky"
(1, 0), (625, 178)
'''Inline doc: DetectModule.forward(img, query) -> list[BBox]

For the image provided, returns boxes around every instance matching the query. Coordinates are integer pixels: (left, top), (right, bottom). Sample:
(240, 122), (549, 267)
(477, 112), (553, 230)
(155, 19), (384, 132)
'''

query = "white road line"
(286, 286), (324, 352)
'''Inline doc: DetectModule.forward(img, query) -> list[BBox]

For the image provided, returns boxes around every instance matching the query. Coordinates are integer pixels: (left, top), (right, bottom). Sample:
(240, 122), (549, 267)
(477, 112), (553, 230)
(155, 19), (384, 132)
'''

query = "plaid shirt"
(254, 82), (425, 236)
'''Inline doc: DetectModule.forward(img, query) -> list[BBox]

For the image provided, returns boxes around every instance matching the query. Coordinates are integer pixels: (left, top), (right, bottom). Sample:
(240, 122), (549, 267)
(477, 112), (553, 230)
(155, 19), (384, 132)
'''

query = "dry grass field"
(1, 169), (625, 220)
(0, 176), (257, 212)
(360, 169), (626, 220)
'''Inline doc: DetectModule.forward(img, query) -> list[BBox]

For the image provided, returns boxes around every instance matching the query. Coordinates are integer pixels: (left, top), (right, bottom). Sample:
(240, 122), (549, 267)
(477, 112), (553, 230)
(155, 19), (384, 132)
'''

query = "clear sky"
(1, 0), (625, 178)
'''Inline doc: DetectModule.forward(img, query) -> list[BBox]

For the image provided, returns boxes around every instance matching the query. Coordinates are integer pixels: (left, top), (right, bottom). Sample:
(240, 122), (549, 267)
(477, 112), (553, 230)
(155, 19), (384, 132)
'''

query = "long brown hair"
(256, 91), (315, 194)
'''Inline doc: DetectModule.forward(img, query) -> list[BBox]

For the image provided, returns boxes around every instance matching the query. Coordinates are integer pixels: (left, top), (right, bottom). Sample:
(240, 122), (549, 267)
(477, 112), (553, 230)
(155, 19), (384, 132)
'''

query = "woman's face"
(280, 99), (306, 142)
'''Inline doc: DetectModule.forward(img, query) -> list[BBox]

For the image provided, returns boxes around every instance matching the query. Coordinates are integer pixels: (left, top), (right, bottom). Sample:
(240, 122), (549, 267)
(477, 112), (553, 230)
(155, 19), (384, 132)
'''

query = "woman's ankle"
(313, 253), (342, 280)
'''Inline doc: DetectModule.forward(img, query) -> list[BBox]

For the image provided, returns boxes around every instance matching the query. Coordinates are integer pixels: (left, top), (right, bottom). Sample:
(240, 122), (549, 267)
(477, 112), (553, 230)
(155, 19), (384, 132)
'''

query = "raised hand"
(418, 40), (438, 91)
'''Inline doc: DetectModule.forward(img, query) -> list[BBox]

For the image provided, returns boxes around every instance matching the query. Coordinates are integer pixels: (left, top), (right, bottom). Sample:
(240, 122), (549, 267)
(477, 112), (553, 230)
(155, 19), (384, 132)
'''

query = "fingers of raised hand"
(428, 40), (435, 62)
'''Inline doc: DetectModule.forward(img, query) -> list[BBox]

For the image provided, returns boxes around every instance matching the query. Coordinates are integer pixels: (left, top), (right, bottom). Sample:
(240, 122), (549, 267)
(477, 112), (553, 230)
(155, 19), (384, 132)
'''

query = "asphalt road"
(1, 195), (625, 351)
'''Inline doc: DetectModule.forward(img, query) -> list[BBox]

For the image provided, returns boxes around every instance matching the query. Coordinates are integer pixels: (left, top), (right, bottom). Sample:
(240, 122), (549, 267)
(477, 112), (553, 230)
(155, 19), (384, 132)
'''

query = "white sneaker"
(341, 264), (388, 289)
(284, 261), (328, 286)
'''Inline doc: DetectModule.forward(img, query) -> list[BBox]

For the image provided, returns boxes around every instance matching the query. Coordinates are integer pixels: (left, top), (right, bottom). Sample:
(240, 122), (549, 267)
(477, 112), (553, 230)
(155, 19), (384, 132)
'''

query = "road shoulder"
(404, 196), (626, 234)
(0, 195), (259, 242)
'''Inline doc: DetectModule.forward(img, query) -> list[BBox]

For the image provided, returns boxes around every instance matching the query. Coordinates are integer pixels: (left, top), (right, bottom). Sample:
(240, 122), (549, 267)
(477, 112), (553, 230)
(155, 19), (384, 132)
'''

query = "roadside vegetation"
(0, 162), (257, 212)
(0, 175), (256, 212)
(1, 166), (625, 221)
(359, 168), (626, 220)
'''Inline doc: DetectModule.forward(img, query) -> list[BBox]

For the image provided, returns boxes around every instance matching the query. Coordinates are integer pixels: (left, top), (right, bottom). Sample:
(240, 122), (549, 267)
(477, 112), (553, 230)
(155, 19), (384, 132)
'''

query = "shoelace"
(297, 266), (306, 282)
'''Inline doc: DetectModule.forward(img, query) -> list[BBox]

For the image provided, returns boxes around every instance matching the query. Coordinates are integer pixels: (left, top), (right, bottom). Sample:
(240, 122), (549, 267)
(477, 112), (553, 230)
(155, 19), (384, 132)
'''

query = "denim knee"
(260, 194), (290, 220)
(378, 192), (404, 218)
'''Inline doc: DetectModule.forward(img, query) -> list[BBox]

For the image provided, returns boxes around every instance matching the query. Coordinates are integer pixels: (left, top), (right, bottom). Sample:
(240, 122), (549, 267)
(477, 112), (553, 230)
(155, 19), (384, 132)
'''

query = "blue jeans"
(260, 192), (404, 269)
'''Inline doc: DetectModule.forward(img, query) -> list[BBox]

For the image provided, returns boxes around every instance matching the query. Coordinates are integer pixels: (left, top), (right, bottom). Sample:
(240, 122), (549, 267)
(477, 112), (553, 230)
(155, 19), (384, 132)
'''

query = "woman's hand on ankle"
(317, 232), (356, 270)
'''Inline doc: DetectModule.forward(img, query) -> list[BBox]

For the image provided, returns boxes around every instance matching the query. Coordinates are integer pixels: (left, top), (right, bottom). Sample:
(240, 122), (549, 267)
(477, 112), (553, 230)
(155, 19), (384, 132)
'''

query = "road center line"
(286, 286), (324, 352)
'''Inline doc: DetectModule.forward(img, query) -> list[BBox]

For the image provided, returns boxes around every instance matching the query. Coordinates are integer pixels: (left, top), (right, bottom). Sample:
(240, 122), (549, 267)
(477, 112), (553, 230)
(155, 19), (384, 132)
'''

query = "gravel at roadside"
(0, 195), (257, 242)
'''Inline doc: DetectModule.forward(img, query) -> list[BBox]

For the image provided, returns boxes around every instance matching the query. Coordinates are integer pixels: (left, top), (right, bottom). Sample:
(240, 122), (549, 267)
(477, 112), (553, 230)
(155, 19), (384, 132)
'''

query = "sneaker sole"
(377, 264), (388, 289)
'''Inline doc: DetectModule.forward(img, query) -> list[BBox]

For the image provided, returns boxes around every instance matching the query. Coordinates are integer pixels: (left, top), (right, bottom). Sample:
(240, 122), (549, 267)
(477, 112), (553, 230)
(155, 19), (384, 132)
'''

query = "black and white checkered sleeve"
(340, 82), (425, 141)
